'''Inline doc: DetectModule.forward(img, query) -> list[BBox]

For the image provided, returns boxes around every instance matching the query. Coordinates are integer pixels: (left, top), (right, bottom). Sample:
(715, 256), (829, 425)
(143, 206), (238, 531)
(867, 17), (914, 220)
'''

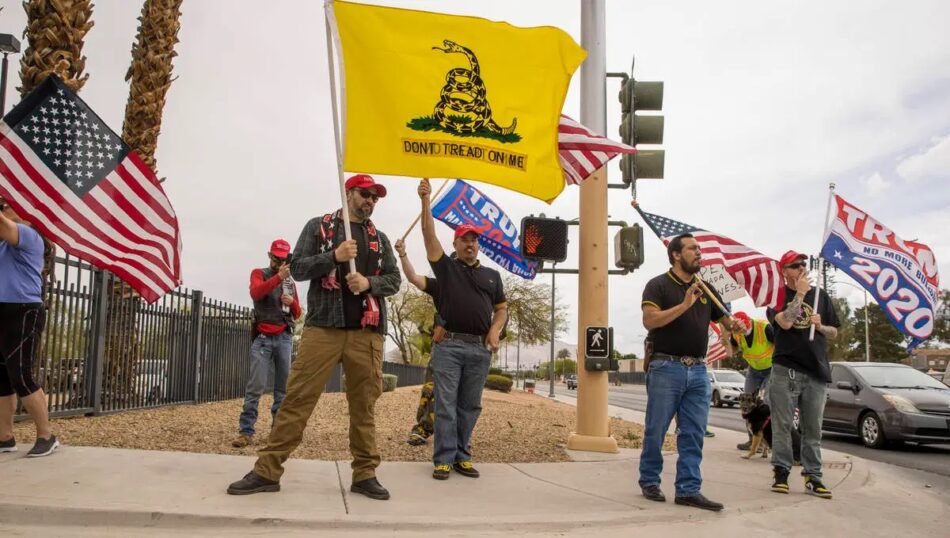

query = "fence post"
(88, 270), (111, 415)
(191, 290), (204, 402)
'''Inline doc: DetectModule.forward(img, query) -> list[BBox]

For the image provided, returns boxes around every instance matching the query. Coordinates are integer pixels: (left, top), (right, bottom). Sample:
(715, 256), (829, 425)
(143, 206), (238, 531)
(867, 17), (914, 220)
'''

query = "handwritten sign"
(700, 264), (745, 303)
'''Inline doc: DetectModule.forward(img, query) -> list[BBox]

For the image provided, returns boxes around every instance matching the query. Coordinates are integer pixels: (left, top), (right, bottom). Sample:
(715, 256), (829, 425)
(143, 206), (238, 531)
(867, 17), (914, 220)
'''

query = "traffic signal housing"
(520, 216), (568, 263)
(618, 75), (665, 184)
(613, 224), (645, 270)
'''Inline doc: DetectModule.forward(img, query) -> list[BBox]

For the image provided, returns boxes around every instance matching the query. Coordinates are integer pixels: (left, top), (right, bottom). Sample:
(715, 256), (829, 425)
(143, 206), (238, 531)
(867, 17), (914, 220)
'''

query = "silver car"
(709, 369), (745, 408)
(824, 362), (950, 449)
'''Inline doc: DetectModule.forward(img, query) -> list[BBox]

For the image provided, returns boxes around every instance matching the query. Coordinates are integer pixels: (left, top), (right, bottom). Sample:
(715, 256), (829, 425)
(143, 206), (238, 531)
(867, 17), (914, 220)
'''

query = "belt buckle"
(682, 356), (696, 367)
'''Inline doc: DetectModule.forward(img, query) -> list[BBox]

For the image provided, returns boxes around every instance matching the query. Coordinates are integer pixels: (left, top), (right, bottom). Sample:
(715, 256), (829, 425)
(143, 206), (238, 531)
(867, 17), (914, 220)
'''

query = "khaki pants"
(254, 326), (384, 483)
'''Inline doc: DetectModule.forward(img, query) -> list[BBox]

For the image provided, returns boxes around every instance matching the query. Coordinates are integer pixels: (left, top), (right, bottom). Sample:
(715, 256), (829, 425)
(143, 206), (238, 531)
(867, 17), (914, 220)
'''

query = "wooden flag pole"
(810, 182), (836, 340)
(401, 179), (450, 242)
(324, 3), (357, 279)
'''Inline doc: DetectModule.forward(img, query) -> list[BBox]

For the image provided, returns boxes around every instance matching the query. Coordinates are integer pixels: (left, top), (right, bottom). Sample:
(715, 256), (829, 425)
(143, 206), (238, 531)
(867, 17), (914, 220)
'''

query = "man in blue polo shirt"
(417, 179), (507, 481)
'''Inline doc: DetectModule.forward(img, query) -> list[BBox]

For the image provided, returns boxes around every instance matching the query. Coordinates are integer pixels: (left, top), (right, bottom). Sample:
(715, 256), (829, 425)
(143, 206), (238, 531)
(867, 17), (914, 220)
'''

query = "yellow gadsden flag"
(327, 0), (586, 202)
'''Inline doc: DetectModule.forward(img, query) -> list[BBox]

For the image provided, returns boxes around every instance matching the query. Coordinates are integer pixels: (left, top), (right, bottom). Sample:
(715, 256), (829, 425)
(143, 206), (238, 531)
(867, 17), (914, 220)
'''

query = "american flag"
(558, 115), (635, 185)
(0, 75), (181, 303)
(638, 209), (785, 310)
(706, 322), (729, 364)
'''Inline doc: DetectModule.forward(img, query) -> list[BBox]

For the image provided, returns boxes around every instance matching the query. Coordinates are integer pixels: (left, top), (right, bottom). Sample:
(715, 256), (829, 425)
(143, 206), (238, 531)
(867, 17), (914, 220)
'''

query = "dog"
(739, 392), (772, 459)
(739, 392), (802, 462)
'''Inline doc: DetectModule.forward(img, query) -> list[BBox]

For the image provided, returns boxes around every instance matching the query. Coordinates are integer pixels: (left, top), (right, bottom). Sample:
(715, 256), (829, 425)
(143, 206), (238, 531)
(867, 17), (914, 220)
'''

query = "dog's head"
(739, 392), (760, 415)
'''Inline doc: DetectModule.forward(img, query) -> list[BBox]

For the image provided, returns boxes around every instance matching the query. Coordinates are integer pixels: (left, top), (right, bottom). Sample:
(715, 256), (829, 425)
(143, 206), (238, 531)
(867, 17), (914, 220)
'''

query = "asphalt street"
(552, 383), (950, 477)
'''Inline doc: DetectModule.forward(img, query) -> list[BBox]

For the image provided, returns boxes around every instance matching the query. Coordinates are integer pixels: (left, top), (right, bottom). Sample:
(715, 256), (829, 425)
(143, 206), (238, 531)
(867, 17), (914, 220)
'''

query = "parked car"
(565, 374), (577, 390)
(137, 359), (169, 404)
(823, 362), (950, 449)
(709, 369), (745, 407)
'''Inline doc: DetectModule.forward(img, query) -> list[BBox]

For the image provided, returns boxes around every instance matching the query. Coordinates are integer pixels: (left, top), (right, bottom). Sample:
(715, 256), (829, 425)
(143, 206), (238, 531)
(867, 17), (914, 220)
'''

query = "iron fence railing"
(16, 256), (426, 420)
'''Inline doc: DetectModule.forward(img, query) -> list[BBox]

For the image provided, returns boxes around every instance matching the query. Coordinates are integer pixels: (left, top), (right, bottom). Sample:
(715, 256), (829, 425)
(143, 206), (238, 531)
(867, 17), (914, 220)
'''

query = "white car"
(709, 369), (745, 408)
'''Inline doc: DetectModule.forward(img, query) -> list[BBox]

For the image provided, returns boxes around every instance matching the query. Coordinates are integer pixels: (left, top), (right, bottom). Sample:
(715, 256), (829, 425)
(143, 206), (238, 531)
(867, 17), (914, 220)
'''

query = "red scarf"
(317, 210), (383, 328)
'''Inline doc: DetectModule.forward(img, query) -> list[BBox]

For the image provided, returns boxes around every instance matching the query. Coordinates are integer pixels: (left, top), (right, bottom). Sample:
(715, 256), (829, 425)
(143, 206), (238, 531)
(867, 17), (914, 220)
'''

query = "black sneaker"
(736, 441), (751, 451)
(641, 485), (666, 502)
(804, 476), (832, 499)
(433, 464), (451, 480)
(226, 471), (280, 495)
(27, 435), (59, 458)
(452, 461), (480, 478)
(0, 437), (16, 453)
(407, 433), (427, 446)
(771, 467), (790, 494)
(674, 493), (724, 511)
(350, 477), (390, 500)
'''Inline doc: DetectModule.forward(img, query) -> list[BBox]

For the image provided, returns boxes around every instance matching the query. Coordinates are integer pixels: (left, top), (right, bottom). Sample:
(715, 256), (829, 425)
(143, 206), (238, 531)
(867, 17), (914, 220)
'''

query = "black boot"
(351, 477), (390, 500)
(674, 493), (724, 511)
(226, 471), (280, 495)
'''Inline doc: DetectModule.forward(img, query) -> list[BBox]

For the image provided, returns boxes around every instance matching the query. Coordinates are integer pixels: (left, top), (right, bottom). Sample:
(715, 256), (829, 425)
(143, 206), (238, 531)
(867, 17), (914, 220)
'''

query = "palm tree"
(101, 0), (184, 407)
(18, 0), (93, 95)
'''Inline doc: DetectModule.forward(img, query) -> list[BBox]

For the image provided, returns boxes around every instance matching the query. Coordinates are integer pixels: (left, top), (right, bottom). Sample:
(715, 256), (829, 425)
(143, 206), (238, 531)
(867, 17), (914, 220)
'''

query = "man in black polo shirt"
(639, 232), (732, 512)
(418, 179), (507, 481)
(766, 250), (839, 499)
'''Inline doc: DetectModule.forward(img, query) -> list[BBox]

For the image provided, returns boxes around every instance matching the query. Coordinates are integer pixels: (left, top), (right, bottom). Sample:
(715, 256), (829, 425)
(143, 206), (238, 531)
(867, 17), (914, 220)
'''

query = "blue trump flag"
(820, 194), (938, 351)
(431, 180), (538, 279)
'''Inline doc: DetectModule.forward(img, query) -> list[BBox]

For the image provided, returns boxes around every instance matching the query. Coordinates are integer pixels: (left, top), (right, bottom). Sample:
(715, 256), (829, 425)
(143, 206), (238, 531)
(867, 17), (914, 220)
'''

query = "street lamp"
(0, 33), (22, 115)
(838, 280), (871, 362)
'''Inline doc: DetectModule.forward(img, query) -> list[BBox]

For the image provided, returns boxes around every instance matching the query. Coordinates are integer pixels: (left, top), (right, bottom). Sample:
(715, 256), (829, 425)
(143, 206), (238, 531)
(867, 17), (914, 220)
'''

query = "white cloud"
(896, 135), (950, 183)
(862, 172), (890, 197)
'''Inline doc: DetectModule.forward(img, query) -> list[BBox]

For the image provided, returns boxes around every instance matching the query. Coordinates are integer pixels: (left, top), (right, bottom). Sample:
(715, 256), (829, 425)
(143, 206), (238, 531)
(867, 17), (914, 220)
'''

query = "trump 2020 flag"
(0, 75), (182, 303)
(327, 0), (586, 203)
(820, 194), (937, 350)
(431, 179), (538, 279)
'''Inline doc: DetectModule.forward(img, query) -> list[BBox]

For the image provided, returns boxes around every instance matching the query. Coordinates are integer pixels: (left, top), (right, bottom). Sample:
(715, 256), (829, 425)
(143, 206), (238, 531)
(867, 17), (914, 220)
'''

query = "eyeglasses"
(784, 262), (806, 269)
(355, 188), (379, 202)
(269, 254), (288, 263)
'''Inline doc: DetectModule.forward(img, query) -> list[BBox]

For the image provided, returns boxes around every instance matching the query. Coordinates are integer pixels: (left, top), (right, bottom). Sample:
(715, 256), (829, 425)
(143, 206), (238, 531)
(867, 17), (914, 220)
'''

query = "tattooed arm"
(775, 273), (811, 330)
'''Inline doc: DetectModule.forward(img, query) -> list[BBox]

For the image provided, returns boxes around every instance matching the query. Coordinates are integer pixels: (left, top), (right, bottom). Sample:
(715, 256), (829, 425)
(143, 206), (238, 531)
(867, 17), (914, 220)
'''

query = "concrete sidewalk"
(1, 397), (947, 537)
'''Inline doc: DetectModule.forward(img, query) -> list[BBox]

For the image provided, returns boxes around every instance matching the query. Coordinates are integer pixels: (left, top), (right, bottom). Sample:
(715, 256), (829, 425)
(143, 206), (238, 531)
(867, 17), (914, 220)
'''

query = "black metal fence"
(16, 256), (426, 420)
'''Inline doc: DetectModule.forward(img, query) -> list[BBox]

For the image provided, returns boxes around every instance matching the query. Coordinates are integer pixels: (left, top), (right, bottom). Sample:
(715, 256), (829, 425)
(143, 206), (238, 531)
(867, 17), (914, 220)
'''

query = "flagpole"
(809, 182), (836, 340)
(324, 1), (357, 277)
(401, 179), (450, 242)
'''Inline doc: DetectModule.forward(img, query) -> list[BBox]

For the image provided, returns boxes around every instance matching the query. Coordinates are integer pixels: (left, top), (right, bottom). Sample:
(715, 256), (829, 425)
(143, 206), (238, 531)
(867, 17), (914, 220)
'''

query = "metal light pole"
(0, 33), (23, 115)
(548, 267), (557, 398)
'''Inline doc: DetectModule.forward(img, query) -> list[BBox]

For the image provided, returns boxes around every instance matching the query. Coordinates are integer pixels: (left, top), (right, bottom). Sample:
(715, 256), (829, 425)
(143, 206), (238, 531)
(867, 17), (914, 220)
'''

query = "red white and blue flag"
(0, 75), (182, 303)
(431, 179), (538, 279)
(558, 115), (635, 185)
(637, 208), (786, 310)
(820, 194), (937, 350)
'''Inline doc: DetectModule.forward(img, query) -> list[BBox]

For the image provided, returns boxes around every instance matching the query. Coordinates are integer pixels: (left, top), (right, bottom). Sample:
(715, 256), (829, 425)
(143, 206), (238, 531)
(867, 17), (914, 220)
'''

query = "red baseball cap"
(454, 224), (481, 239)
(345, 174), (387, 198)
(733, 311), (752, 330)
(270, 239), (291, 258)
(778, 250), (807, 267)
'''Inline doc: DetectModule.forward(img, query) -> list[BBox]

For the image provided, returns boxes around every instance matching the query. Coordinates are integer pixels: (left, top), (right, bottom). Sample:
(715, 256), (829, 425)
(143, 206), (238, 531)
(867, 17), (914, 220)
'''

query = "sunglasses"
(355, 188), (379, 202)
(269, 254), (288, 263)
(0, 203), (6, 212)
(784, 262), (806, 269)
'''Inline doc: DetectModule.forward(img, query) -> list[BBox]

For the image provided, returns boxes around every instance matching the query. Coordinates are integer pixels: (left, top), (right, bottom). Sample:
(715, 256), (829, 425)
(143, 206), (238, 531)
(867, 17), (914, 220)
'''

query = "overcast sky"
(2, 0), (948, 355)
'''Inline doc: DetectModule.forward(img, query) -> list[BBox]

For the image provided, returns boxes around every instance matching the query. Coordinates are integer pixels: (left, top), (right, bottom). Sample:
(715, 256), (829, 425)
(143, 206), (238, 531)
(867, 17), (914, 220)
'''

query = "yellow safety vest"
(734, 320), (773, 370)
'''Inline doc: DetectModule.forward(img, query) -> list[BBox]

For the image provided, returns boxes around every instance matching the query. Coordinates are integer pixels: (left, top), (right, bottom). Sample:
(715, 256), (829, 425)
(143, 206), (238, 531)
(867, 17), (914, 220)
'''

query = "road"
(552, 383), (950, 477)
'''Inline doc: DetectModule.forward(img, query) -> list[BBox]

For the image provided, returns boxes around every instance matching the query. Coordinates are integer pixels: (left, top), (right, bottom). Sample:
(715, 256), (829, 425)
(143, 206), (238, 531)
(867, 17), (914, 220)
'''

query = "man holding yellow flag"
(327, 0), (586, 202)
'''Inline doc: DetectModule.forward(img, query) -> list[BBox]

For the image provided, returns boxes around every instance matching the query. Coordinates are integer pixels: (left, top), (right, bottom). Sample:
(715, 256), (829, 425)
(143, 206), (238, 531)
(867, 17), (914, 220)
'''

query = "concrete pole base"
(566, 433), (619, 454)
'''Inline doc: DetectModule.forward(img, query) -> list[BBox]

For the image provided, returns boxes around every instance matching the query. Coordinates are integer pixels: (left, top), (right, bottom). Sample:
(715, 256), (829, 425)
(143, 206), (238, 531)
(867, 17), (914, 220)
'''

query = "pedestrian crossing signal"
(520, 217), (568, 263)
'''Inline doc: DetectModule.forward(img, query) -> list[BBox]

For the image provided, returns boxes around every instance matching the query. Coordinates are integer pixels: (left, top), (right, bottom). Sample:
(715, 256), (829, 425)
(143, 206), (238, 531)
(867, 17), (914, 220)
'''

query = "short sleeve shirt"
(642, 270), (727, 357)
(429, 255), (505, 335)
(0, 224), (44, 303)
(767, 286), (840, 383)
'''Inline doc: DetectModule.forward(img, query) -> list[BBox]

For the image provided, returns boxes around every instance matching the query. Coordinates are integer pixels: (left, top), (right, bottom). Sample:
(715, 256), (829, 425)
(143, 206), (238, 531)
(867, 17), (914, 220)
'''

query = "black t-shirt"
(429, 254), (505, 335)
(766, 285), (840, 383)
(642, 270), (727, 358)
(342, 222), (370, 328)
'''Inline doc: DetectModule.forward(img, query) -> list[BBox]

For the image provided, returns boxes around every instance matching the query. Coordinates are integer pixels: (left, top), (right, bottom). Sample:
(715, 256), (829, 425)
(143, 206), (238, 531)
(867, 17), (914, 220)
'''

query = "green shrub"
(382, 374), (398, 392)
(484, 374), (513, 393)
(488, 367), (512, 380)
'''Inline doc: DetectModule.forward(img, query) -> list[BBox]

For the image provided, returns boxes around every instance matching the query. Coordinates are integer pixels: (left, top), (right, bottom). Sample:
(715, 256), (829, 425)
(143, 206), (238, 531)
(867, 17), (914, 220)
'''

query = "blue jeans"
(744, 366), (771, 399)
(639, 360), (711, 497)
(238, 332), (292, 435)
(769, 364), (826, 479)
(431, 340), (492, 466)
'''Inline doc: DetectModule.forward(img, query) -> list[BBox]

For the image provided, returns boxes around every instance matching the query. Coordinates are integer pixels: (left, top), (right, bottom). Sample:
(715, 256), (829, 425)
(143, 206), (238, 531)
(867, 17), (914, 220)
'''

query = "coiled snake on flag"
(431, 40), (517, 136)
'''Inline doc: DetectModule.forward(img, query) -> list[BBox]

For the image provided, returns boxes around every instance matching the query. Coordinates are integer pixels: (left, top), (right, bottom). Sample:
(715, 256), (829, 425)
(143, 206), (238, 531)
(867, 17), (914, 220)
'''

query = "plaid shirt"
(290, 214), (401, 334)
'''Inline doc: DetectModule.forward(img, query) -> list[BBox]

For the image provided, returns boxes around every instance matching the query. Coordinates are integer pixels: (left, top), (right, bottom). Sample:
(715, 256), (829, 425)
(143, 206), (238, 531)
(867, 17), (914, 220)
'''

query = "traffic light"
(520, 216), (568, 263)
(618, 72), (665, 184)
(613, 224), (645, 270)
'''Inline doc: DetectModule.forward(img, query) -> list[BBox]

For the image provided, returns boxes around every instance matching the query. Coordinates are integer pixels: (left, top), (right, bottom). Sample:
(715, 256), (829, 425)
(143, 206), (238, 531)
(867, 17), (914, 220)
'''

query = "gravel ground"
(13, 387), (673, 462)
